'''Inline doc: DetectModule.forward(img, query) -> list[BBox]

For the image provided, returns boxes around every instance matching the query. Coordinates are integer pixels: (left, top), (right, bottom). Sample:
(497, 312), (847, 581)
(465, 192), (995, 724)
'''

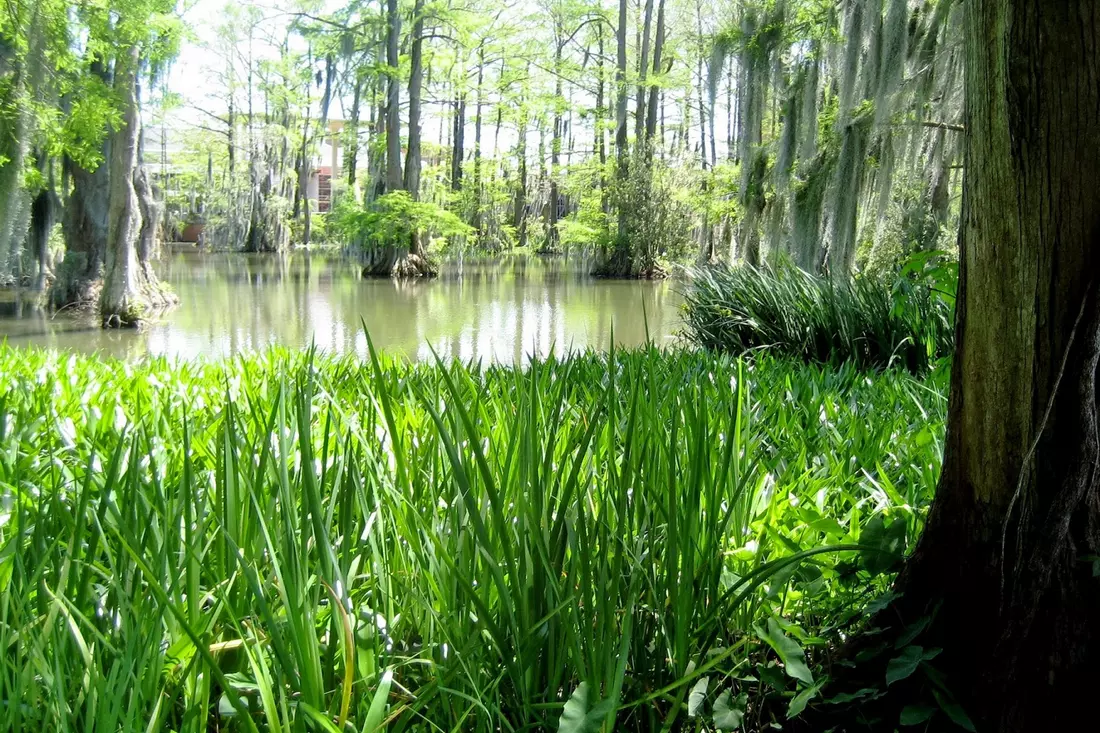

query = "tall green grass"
(681, 262), (955, 372)
(0, 344), (946, 731)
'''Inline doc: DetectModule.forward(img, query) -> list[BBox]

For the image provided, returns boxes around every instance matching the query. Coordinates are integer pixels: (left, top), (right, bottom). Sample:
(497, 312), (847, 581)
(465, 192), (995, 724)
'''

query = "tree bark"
(613, 0), (629, 242)
(403, 0), (425, 198)
(29, 155), (59, 294)
(472, 42), (486, 239)
(513, 71), (529, 248)
(644, 0), (666, 152)
(545, 30), (563, 254)
(100, 47), (158, 328)
(887, 1), (1100, 730)
(345, 75), (363, 188)
(0, 10), (44, 284)
(635, 0), (654, 144)
(595, 29), (608, 218)
(451, 94), (466, 191)
(59, 144), (111, 305)
(384, 0), (403, 194)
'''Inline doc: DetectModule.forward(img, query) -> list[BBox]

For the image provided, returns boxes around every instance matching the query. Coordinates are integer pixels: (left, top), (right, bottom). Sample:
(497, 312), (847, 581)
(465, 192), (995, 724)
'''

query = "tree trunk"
(644, 0), (666, 151)
(613, 0), (629, 243)
(100, 47), (163, 328)
(345, 76), (362, 188)
(595, 30), (608, 219)
(887, 1), (1100, 730)
(451, 95), (466, 191)
(57, 144), (111, 307)
(513, 73), (529, 248)
(472, 42), (485, 239)
(545, 32), (563, 254)
(384, 0), (403, 194)
(29, 155), (58, 295)
(297, 112), (312, 246)
(0, 13), (43, 284)
(694, 0), (706, 172)
(635, 0), (654, 144)
(403, 0), (425, 198)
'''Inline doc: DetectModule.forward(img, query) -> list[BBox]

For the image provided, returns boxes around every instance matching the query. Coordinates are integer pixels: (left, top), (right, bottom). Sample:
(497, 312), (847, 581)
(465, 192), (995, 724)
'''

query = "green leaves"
(900, 703), (935, 726)
(688, 677), (710, 717)
(682, 262), (955, 373)
(859, 513), (909, 576)
(712, 690), (747, 730)
(755, 617), (814, 685)
(557, 683), (613, 733)
(0, 344), (946, 732)
(886, 645), (941, 685)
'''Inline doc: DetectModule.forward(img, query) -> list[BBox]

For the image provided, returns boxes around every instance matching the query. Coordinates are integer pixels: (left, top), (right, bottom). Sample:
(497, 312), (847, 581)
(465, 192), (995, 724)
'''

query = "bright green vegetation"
(0, 344), (946, 731)
(681, 258), (956, 372)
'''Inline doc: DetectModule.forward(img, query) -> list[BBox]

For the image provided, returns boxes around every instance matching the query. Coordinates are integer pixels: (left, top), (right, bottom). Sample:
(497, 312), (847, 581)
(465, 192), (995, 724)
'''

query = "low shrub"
(332, 191), (472, 251)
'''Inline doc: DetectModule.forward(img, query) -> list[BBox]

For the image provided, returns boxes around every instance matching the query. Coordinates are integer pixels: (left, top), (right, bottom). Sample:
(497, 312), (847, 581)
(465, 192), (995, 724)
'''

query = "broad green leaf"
(826, 687), (881, 704)
(933, 690), (977, 732)
(712, 690), (746, 731)
(558, 683), (612, 733)
(688, 676), (709, 718)
(900, 704), (936, 726)
(895, 616), (931, 648)
(754, 617), (814, 685)
(788, 678), (825, 718)
(886, 646), (924, 685)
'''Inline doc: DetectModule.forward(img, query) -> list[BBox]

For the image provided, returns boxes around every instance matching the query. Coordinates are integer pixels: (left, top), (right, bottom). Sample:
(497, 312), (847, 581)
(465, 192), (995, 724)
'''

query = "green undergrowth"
(0, 344), (947, 731)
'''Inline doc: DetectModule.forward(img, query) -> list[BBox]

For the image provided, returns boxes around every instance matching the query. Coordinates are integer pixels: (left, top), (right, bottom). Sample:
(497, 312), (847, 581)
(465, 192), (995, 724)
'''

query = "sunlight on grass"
(0, 344), (946, 731)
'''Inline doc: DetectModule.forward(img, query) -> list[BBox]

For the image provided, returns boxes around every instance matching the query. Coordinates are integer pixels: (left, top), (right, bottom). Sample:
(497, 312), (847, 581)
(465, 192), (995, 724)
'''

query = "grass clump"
(681, 260), (955, 372)
(0, 344), (946, 731)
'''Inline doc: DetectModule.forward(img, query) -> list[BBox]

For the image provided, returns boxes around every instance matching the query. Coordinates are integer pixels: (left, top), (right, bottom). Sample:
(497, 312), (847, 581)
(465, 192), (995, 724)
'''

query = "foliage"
(332, 191), (472, 252)
(596, 152), (693, 277)
(0, 343), (947, 731)
(681, 257), (956, 372)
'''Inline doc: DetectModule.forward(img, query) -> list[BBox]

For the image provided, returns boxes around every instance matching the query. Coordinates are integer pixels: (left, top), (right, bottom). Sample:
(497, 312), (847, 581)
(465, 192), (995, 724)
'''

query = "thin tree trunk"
(346, 76), (362, 188)
(451, 94), (466, 191)
(613, 0), (629, 240)
(695, 0), (707, 172)
(403, 0), (425, 199)
(635, 0), (655, 144)
(644, 0), (666, 151)
(596, 28), (608, 218)
(384, 0), (403, 193)
(546, 30), (563, 253)
(513, 69), (530, 247)
(472, 42), (485, 238)
(885, 2), (1100, 730)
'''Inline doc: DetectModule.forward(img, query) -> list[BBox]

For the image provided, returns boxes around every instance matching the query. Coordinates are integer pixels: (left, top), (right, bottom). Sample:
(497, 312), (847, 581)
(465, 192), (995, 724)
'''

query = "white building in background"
(144, 116), (352, 240)
(304, 119), (347, 214)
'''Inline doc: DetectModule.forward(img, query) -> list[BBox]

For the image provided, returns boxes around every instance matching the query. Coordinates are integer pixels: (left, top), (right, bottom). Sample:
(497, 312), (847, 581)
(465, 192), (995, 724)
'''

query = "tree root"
(362, 248), (438, 279)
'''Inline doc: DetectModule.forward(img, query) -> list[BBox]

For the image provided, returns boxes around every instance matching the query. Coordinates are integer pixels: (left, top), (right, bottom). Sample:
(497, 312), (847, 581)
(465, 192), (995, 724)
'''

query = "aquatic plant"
(680, 261), (955, 372)
(0, 344), (946, 730)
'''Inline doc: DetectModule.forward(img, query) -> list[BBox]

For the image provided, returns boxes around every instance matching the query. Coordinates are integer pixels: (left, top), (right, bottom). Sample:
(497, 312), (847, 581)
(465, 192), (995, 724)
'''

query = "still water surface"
(0, 250), (684, 363)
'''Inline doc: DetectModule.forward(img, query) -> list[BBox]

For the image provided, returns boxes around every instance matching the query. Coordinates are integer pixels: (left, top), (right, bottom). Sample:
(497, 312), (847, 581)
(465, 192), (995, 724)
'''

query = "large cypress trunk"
(887, 1), (1100, 729)
(99, 47), (173, 327)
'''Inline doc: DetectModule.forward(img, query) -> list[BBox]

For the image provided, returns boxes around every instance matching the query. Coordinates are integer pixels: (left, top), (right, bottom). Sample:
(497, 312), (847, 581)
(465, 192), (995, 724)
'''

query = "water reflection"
(0, 250), (684, 363)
